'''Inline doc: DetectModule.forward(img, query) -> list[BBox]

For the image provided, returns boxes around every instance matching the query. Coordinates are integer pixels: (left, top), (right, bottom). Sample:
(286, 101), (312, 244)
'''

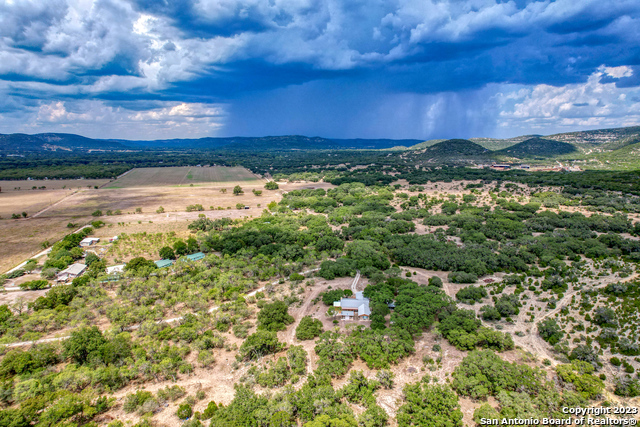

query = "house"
(56, 263), (86, 282)
(491, 164), (511, 170)
(80, 237), (100, 247)
(186, 252), (205, 261)
(106, 264), (125, 275)
(333, 291), (371, 320)
(154, 259), (174, 268)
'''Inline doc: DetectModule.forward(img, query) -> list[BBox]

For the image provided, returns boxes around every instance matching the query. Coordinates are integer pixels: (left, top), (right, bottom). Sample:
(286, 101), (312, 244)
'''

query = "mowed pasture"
(105, 166), (262, 188)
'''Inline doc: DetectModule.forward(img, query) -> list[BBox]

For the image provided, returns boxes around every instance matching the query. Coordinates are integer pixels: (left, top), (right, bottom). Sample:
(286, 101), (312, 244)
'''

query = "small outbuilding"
(80, 237), (100, 247)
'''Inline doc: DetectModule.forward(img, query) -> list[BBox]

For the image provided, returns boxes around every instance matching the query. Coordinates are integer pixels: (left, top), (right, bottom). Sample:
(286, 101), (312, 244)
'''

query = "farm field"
(0, 174), (326, 273)
(0, 178), (110, 191)
(104, 166), (263, 188)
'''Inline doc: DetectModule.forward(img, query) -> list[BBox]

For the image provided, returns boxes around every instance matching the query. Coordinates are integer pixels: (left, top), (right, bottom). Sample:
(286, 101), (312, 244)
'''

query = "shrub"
(239, 331), (282, 360)
(456, 286), (487, 304)
(186, 204), (204, 212)
(556, 361), (604, 399)
(123, 390), (154, 413)
(295, 316), (324, 340)
(448, 271), (478, 284)
(157, 385), (186, 402)
(397, 383), (463, 427)
(265, 181), (279, 190)
(538, 318), (564, 345)
(18, 280), (49, 290)
(257, 301), (294, 332)
(203, 401), (218, 419)
(177, 403), (193, 419)
(428, 276), (443, 288)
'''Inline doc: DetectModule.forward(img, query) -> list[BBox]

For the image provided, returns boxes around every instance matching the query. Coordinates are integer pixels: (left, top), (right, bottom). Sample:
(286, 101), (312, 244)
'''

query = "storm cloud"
(0, 0), (639, 139)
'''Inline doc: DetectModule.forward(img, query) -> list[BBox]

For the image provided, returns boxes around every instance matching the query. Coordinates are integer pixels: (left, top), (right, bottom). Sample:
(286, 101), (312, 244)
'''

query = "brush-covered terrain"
(1, 167), (640, 426)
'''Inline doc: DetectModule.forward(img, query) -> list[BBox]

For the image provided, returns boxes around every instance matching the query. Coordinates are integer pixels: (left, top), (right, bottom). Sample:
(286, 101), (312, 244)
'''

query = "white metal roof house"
(56, 263), (86, 282)
(106, 264), (125, 275)
(80, 237), (100, 247)
(333, 291), (371, 320)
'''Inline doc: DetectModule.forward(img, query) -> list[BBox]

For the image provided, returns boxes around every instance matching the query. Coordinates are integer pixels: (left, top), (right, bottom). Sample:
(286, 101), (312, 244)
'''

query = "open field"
(104, 166), (263, 188)
(0, 178), (110, 191)
(0, 189), (70, 219)
(0, 173), (330, 273)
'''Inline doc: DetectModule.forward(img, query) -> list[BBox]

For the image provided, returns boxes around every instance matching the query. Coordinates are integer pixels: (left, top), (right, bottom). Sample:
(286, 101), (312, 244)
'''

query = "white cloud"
(2, 99), (227, 140)
(493, 67), (640, 135)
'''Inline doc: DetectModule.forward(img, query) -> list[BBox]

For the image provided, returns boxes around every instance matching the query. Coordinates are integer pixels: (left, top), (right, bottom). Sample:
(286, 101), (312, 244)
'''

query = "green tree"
(124, 257), (157, 274)
(85, 252), (100, 266)
(397, 382), (463, 427)
(358, 405), (389, 427)
(538, 318), (564, 345)
(233, 185), (244, 195)
(296, 316), (324, 340)
(159, 246), (176, 260)
(239, 331), (282, 360)
(18, 280), (49, 290)
(304, 414), (358, 427)
(428, 276), (443, 288)
(63, 326), (108, 365)
(173, 240), (188, 256)
(177, 403), (193, 419)
(257, 301), (294, 332)
(265, 181), (279, 190)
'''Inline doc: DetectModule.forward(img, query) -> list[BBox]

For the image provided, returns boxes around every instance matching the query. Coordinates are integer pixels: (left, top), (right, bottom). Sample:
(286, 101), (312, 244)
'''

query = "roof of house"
(334, 293), (371, 317)
(358, 304), (371, 316)
(80, 237), (100, 244)
(106, 264), (125, 274)
(155, 259), (174, 268)
(60, 263), (86, 275)
(186, 252), (205, 261)
(338, 298), (365, 309)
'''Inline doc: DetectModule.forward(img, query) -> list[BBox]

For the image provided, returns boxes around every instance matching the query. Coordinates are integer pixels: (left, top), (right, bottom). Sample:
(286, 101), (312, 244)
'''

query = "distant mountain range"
(1, 126), (639, 163)
(0, 134), (423, 153)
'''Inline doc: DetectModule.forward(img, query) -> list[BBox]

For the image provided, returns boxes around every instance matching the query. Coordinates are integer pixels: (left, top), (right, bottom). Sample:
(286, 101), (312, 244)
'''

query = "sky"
(0, 0), (639, 141)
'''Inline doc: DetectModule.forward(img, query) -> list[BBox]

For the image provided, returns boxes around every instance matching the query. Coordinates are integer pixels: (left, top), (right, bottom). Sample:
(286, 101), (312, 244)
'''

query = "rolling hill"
(495, 137), (577, 158)
(421, 139), (490, 158)
(0, 133), (126, 152)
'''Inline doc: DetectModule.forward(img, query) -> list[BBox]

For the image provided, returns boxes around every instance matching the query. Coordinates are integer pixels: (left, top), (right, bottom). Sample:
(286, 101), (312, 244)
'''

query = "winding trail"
(501, 271), (639, 366)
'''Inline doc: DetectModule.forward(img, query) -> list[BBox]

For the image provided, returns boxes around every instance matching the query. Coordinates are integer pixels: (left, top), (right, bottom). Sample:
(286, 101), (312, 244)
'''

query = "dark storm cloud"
(0, 0), (639, 139)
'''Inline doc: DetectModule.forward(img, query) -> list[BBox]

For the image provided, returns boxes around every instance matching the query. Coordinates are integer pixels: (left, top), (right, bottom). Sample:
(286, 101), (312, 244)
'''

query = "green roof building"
(155, 259), (174, 268)
(186, 252), (205, 261)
